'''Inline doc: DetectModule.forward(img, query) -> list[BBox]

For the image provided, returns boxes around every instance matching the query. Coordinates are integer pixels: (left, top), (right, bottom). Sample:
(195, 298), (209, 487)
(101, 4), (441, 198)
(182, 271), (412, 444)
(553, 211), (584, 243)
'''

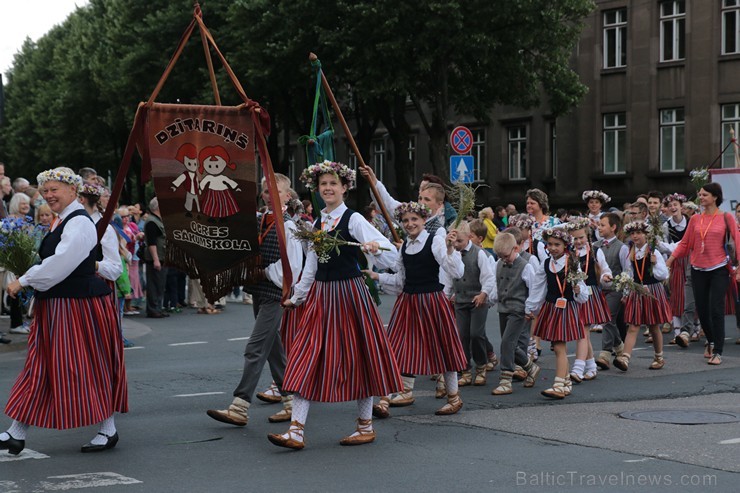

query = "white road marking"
(228, 336), (250, 341)
(168, 341), (208, 346)
(719, 437), (740, 445)
(0, 448), (49, 462)
(123, 346), (144, 350)
(623, 457), (654, 463)
(173, 392), (224, 398)
(38, 472), (141, 490)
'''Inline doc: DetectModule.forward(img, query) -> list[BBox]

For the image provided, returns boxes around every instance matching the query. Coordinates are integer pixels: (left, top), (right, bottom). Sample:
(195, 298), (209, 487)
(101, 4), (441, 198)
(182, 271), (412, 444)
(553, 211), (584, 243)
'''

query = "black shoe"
(81, 432), (119, 453)
(0, 333), (11, 344)
(146, 312), (167, 319)
(0, 434), (25, 455)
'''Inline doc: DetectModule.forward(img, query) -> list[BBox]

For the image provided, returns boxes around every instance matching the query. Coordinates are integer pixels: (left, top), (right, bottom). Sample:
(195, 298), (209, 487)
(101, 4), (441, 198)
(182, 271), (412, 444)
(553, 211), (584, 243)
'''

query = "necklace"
(699, 211), (719, 253)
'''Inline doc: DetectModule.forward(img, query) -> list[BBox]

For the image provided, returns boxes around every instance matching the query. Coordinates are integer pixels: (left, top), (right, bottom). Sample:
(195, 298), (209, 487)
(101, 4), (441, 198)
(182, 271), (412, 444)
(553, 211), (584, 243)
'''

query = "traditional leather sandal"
(523, 361), (541, 388)
(473, 365), (487, 386)
(492, 371), (514, 395)
(256, 383), (282, 404)
(563, 376), (572, 396)
(435, 392), (463, 415)
(268, 408), (292, 423)
(339, 418), (376, 446)
(372, 397), (391, 419)
(645, 336), (653, 343)
(675, 332), (689, 348)
(435, 375), (447, 399)
(569, 371), (583, 384)
(457, 370), (472, 387)
(649, 353), (665, 370)
(690, 333), (700, 342)
(613, 353), (631, 372)
(583, 369), (598, 380)
(595, 352), (611, 370)
(267, 421), (305, 450)
(512, 366), (527, 381)
(541, 377), (567, 399)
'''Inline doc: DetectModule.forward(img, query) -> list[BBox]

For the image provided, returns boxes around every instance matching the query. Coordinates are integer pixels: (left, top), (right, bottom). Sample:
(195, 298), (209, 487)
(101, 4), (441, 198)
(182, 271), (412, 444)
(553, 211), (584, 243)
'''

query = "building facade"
(283, 0), (740, 211)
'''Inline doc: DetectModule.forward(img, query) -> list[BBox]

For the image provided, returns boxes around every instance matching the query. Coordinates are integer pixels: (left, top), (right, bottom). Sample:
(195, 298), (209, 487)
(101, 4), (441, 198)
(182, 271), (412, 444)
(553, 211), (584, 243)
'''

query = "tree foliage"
(0, 0), (592, 202)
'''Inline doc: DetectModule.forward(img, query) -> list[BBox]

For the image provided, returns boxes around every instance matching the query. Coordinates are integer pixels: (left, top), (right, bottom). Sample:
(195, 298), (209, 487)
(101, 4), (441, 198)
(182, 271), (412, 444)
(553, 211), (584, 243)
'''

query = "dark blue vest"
(35, 209), (112, 300)
(544, 257), (575, 303)
(579, 248), (599, 286)
(402, 232), (443, 294)
(314, 209), (363, 282)
(631, 254), (659, 285)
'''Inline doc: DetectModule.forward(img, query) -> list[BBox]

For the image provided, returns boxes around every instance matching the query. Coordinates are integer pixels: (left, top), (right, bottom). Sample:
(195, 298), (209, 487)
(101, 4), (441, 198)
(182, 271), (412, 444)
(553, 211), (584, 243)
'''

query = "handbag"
(724, 212), (738, 267)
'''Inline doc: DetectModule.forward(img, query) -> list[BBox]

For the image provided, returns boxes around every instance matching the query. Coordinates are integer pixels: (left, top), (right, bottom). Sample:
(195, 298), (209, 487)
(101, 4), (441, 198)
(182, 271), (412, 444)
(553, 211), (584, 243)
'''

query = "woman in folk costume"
(2, 168), (127, 455)
(563, 217), (612, 382)
(614, 220), (671, 371)
(529, 228), (589, 399)
(268, 161), (402, 450)
(365, 202), (467, 418)
(656, 193), (691, 345)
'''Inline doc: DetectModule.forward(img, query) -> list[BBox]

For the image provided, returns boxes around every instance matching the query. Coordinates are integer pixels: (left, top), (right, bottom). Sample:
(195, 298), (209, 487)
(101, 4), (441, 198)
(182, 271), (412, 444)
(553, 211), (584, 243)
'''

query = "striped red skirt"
(578, 286), (611, 325)
(282, 277), (403, 402)
(387, 291), (467, 375)
(280, 302), (306, 359)
(533, 301), (585, 342)
(202, 189), (239, 218)
(668, 256), (688, 317)
(725, 276), (738, 315)
(624, 283), (671, 326)
(5, 295), (128, 429)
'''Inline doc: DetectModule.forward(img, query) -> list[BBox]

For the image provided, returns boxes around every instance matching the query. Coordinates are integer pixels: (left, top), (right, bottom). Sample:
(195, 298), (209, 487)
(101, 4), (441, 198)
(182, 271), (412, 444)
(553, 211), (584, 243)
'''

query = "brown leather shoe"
(339, 419), (376, 446)
(267, 421), (305, 450)
(268, 408), (292, 423)
(206, 397), (249, 426)
(372, 397), (391, 419)
(256, 383), (282, 404)
(435, 393), (463, 415)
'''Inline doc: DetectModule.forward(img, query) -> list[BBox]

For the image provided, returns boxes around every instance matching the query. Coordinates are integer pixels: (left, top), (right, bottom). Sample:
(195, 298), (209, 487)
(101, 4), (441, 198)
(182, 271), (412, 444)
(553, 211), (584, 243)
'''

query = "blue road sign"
(450, 155), (474, 183)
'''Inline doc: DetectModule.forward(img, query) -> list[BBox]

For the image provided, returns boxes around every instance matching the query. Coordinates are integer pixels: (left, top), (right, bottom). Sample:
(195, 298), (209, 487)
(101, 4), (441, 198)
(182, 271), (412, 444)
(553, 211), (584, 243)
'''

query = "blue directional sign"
(450, 155), (475, 183)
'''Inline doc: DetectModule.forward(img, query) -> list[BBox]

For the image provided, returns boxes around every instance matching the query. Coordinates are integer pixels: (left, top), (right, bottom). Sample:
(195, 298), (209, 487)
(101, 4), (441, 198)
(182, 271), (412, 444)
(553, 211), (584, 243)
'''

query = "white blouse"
(625, 244), (669, 281)
(90, 211), (124, 282)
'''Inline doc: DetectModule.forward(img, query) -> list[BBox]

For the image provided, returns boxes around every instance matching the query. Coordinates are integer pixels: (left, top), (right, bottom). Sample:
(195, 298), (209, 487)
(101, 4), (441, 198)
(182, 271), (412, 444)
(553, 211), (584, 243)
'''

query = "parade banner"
(145, 102), (260, 301)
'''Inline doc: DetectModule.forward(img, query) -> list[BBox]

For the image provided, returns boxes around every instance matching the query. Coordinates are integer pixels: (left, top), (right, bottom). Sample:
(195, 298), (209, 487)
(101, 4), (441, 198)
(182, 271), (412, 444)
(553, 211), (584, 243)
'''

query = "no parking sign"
(450, 126), (473, 155)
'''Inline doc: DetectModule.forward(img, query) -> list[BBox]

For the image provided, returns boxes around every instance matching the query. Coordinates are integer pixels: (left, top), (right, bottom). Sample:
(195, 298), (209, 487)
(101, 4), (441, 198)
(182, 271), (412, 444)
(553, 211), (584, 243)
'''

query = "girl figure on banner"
(2, 167), (127, 456)
(529, 227), (589, 399)
(365, 201), (467, 418)
(170, 143), (201, 218)
(563, 217), (612, 383)
(614, 220), (671, 372)
(269, 161), (402, 450)
(198, 145), (241, 223)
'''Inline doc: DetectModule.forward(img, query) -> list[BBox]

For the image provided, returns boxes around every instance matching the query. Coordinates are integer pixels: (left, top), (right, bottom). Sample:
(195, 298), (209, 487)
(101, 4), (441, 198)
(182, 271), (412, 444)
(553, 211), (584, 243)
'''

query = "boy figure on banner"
(170, 143), (201, 218)
(199, 146), (241, 223)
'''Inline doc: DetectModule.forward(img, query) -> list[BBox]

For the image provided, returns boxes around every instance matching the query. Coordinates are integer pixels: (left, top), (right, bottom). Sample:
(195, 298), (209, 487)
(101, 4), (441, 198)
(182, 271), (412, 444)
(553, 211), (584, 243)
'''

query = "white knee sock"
(1, 420), (29, 441)
(90, 416), (117, 445)
(571, 359), (585, 377)
(357, 397), (373, 421)
(585, 358), (597, 373)
(291, 394), (310, 425)
(444, 371), (458, 395)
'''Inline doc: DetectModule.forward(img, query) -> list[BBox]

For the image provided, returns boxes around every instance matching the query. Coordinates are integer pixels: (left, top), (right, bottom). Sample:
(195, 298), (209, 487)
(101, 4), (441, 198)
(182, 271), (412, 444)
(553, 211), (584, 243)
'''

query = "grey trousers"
(498, 312), (531, 371)
(233, 296), (287, 403)
(601, 290), (624, 351)
(455, 302), (489, 368)
(680, 262), (697, 333)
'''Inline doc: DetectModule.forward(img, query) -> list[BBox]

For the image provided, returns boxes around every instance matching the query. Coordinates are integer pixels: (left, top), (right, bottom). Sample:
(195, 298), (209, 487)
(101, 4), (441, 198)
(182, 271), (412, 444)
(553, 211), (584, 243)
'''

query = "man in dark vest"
(143, 197), (168, 318)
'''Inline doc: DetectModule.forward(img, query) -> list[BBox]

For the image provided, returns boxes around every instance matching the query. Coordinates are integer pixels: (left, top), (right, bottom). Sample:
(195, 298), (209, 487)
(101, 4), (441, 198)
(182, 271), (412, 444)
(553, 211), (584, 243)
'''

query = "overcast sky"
(0, 0), (89, 78)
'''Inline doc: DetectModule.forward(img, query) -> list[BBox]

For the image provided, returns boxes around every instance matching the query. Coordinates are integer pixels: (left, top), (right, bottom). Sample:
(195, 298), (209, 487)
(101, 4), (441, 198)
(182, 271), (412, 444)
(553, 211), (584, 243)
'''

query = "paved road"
(1, 297), (739, 492)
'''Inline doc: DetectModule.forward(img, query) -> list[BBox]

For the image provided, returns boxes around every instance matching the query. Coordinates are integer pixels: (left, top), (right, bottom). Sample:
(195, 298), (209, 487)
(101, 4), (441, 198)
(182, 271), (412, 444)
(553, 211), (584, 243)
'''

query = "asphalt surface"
(1, 296), (740, 492)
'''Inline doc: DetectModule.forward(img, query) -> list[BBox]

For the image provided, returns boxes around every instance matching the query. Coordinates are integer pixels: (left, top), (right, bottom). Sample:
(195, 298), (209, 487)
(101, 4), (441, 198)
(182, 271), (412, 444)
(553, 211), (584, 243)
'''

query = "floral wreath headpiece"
(623, 220), (652, 235)
(682, 201), (699, 211)
(394, 201), (432, 222)
(509, 213), (534, 231)
(79, 182), (105, 197)
(563, 216), (591, 232)
(300, 160), (357, 192)
(542, 227), (573, 249)
(582, 190), (611, 204)
(662, 193), (687, 206)
(37, 168), (83, 190)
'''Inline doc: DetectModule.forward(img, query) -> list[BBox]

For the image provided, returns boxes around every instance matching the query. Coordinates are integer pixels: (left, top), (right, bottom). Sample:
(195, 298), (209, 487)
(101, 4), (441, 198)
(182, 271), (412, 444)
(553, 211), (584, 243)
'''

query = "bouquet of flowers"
(689, 168), (709, 189)
(0, 216), (41, 277)
(292, 220), (390, 263)
(611, 272), (656, 300)
(566, 268), (587, 288)
(447, 181), (482, 229)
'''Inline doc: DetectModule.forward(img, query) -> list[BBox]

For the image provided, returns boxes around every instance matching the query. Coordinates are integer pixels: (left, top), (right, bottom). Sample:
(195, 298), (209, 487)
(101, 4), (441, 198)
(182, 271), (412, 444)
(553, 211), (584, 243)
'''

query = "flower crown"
(79, 182), (105, 196)
(300, 160), (357, 192)
(37, 168), (83, 190)
(623, 220), (652, 235)
(563, 216), (591, 232)
(662, 193), (687, 206)
(682, 201), (699, 211)
(542, 227), (573, 248)
(509, 213), (534, 230)
(394, 201), (432, 222)
(582, 190), (611, 204)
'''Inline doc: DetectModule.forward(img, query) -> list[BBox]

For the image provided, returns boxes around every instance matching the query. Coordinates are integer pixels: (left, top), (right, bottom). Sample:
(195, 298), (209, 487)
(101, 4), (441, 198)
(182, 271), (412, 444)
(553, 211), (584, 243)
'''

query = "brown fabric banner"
(145, 102), (259, 302)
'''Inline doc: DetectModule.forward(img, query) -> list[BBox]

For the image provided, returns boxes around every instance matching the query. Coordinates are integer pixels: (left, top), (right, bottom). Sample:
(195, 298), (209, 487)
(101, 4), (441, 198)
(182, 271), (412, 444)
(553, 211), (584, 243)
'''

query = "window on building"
(287, 147), (297, 185)
(721, 103), (740, 168)
(660, 108), (685, 171)
(372, 139), (385, 182)
(723, 0), (740, 54)
(508, 126), (527, 180)
(347, 145), (358, 171)
(603, 9), (627, 68)
(472, 129), (486, 182)
(660, 1), (685, 62)
(407, 135), (416, 168)
(603, 113), (626, 174)
(549, 121), (558, 179)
